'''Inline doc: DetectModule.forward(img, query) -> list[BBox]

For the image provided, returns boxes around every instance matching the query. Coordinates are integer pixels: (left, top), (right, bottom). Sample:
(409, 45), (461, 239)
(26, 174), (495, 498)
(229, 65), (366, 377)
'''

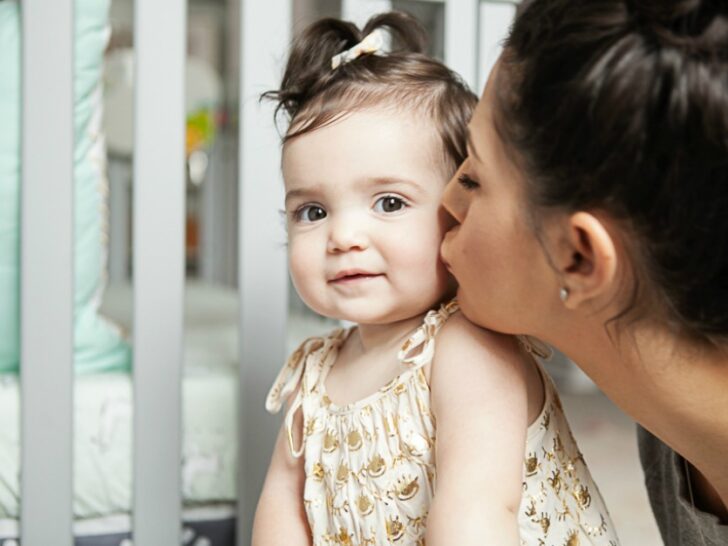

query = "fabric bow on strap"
(397, 299), (459, 370)
(265, 331), (346, 458)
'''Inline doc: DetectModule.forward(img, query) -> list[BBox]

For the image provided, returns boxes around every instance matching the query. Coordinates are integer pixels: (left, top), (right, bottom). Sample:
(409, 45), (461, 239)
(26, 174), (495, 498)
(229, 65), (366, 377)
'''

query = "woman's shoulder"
(638, 427), (728, 544)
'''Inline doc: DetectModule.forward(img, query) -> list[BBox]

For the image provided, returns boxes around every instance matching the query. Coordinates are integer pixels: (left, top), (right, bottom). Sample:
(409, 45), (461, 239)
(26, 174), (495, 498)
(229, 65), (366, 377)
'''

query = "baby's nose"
(326, 215), (368, 253)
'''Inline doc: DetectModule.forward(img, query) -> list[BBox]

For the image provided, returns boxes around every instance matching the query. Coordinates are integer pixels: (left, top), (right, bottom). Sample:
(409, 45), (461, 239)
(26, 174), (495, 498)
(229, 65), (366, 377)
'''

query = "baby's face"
(282, 108), (452, 325)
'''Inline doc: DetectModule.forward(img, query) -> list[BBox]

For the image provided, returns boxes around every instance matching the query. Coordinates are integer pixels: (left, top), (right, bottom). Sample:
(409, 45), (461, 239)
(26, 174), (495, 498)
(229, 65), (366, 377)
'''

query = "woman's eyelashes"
(457, 173), (480, 191)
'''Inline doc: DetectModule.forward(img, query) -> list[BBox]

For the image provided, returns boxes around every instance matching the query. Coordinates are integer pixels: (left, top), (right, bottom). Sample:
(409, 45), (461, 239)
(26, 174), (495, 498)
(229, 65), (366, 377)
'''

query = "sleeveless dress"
(266, 301), (621, 545)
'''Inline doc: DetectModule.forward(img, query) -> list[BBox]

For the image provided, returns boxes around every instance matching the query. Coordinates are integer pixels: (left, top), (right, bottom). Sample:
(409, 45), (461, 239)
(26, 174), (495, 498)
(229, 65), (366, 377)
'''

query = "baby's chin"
(333, 299), (452, 326)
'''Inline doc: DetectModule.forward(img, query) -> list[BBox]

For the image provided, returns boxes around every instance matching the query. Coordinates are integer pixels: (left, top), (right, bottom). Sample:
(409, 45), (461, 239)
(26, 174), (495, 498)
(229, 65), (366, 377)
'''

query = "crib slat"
(445, 0), (479, 91)
(235, 0), (290, 541)
(20, 1), (74, 544)
(132, 0), (186, 544)
(477, 1), (516, 91)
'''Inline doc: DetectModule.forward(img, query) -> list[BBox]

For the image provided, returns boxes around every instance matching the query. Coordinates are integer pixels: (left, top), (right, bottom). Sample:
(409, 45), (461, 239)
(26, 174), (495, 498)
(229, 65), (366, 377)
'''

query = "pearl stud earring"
(559, 287), (569, 302)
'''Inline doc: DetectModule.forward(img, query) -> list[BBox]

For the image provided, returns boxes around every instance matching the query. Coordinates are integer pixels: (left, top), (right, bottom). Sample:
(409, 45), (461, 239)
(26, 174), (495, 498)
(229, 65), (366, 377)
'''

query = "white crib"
(20, 0), (289, 544)
(16, 0), (517, 544)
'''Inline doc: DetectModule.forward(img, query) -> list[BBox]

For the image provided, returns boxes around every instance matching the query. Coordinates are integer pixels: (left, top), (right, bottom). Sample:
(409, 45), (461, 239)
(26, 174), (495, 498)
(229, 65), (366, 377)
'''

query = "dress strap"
(397, 299), (459, 370)
(265, 329), (347, 458)
(516, 335), (552, 360)
(265, 336), (325, 414)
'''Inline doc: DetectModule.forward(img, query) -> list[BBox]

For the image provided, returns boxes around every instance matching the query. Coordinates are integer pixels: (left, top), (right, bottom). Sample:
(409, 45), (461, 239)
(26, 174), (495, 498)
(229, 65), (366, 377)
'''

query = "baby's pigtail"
(361, 11), (427, 55)
(263, 19), (361, 124)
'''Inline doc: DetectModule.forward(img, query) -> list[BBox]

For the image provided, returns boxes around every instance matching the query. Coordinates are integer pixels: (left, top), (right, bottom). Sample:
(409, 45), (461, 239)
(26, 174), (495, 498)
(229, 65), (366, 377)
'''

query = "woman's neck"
(545, 314), (728, 514)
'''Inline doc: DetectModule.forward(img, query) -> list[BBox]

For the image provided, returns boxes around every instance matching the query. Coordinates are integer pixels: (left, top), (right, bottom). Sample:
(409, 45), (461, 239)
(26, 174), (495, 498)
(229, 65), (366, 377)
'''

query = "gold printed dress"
(266, 302), (620, 545)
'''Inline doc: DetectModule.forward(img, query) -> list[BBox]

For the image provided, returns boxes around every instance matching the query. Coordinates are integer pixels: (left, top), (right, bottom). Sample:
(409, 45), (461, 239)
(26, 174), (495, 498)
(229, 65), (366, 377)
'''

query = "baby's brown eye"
(375, 196), (406, 213)
(308, 207), (326, 221)
(296, 205), (327, 223)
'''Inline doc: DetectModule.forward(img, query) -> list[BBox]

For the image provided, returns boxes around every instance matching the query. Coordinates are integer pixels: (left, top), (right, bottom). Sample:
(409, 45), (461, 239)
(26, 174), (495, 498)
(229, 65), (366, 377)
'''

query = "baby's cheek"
(394, 229), (448, 283)
(410, 227), (447, 264)
(288, 244), (315, 296)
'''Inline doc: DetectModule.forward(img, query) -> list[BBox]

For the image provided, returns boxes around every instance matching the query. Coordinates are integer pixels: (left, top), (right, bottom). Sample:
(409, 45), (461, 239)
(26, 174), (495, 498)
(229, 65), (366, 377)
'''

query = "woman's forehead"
(468, 77), (499, 165)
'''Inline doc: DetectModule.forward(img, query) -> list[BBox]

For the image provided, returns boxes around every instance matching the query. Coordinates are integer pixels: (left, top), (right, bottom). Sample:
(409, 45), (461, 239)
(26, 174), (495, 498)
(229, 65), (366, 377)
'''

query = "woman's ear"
(553, 212), (619, 310)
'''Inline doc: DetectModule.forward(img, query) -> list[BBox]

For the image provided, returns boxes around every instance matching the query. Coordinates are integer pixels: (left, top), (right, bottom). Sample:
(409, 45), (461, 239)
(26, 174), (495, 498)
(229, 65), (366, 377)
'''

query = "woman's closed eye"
(373, 195), (408, 214)
(293, 203), (327, 223)
(457, 173), (480, 191)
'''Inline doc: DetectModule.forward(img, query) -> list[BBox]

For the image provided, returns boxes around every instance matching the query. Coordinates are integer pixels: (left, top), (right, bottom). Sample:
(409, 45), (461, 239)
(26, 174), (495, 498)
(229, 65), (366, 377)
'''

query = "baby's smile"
(328, 269), (384, 284)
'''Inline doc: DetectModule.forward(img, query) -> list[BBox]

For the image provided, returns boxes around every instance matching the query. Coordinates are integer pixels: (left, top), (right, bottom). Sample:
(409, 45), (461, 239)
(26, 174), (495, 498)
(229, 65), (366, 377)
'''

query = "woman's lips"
(440, 253), (457, 278)
(440, 242), (452, 271)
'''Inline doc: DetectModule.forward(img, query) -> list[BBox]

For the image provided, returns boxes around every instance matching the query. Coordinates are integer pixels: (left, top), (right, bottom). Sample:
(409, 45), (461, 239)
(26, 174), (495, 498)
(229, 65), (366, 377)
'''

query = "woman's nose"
(442, 173), (465, 224)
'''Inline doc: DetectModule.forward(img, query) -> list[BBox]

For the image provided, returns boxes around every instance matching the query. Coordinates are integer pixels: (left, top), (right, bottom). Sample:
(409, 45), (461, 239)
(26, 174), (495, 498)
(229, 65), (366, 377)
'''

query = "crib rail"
(444, 0), (479, 89)
(20, 0), (74, 544)
(236, 0), (291, 538)
(132, 0), (187, 544)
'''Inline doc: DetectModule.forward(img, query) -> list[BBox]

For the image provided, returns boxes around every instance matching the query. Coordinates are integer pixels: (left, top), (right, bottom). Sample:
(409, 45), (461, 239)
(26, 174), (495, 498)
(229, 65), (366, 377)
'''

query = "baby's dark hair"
(498, 0), (728, 344)
(263, 11), (477, 172)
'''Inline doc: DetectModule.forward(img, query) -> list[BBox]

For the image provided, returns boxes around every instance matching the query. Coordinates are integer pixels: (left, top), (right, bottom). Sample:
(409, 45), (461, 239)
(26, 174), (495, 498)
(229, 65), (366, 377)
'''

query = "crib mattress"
(0, 281), (337, 520)
(0, 504), (236, 545)
(0, 281), (239, 519)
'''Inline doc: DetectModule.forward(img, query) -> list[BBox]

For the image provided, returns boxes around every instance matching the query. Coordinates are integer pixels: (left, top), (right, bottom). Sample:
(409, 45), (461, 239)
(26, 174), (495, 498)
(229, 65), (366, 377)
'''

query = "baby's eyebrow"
(284, 186), (320, 207)
(366, 176), (425, 194)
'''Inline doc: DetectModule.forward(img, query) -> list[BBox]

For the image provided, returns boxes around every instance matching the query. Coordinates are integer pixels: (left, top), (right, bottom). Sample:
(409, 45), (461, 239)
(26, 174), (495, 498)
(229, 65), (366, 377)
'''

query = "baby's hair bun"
(264, 11), (429, 121)
(361, 11), (428, 54)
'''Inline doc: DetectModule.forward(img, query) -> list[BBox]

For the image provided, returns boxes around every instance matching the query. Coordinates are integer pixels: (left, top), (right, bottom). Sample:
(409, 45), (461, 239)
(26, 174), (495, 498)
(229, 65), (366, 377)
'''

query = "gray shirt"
(638, 427), (728, 545)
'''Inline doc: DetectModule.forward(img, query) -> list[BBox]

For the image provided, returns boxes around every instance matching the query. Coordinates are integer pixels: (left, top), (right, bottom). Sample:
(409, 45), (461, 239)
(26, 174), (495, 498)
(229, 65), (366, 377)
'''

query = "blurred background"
(0, 0), (661, 544)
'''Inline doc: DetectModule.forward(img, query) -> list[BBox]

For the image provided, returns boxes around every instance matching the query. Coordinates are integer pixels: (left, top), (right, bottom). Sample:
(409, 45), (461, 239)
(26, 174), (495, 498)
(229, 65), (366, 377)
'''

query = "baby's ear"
(552, 212), (619, 310)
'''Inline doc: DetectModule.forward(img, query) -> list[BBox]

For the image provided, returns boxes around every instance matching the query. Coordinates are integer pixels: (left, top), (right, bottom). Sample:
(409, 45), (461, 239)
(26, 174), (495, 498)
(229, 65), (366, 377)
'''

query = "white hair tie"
(331, 28), (386, 70)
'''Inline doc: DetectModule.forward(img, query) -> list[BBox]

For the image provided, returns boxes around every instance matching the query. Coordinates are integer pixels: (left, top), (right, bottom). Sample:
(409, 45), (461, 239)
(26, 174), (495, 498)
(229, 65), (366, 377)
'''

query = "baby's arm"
(252, 404), (311, 545)
(425, 313), (532, 545)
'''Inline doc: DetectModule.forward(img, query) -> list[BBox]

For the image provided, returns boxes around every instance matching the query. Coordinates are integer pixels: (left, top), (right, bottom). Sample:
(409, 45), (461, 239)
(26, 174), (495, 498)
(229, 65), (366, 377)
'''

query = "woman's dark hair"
(263, 11), (477, 172)
(498, 0), (728, 344)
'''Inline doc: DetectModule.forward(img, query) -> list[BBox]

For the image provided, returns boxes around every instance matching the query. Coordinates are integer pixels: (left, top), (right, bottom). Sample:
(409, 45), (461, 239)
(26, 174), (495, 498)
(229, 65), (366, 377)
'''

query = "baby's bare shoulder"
(429, 311), (538, 451)
(436, 312), (522, 365)
(432, 311), (543, 421)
